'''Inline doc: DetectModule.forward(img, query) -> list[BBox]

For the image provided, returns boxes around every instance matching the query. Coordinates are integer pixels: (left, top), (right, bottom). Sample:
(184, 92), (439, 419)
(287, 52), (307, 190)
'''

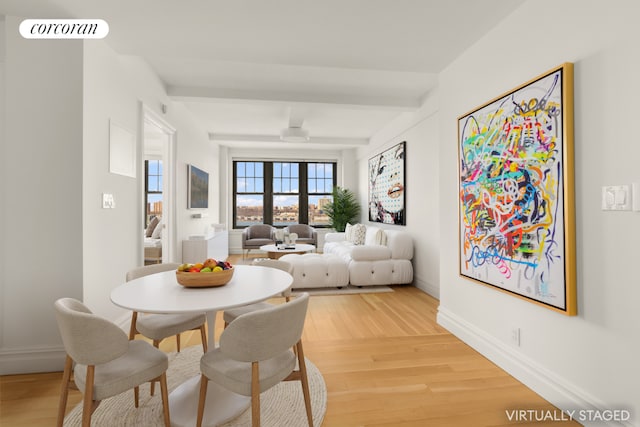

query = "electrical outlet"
(511, 328), (521, 346)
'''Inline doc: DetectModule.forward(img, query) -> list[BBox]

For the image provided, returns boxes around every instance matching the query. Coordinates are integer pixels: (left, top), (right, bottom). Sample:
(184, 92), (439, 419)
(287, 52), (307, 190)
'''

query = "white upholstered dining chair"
(196, 292), (313, 427)
(54, 297), (171, 427)
(126, 263), (208, 353)
(222, 259), (293, 327)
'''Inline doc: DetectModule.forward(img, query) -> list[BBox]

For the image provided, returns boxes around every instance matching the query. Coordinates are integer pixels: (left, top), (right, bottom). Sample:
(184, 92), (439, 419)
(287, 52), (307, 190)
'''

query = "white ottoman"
(279, 253), (349, 289)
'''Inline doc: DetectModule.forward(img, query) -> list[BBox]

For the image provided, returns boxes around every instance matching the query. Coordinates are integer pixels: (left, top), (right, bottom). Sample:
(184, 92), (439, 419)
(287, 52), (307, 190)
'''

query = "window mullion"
(264, 162), (273, 224)
(300, 164), (308, 224)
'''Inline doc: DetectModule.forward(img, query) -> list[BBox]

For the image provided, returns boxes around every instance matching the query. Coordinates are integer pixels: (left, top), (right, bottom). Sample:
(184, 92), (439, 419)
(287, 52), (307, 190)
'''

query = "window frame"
(233, 160), (336, 229)
(144, 159), (163, 227)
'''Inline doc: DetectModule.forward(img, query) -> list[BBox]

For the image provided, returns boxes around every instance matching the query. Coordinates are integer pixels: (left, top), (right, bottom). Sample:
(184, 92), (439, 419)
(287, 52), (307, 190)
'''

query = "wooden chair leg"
(196, 374), (209, 427)
(150, 340), (160, 396)
(56, 355), (73, 427)
(176, 333), (181, 352)
(251, 362), (260, 427)
(134, 386), (140, 408)
(159, 373), (171, 427)
(81, 365), (95, 427)
(296, 342), (313, 427)
(199, 325), (208, 353)
(128, 312), (138, 340)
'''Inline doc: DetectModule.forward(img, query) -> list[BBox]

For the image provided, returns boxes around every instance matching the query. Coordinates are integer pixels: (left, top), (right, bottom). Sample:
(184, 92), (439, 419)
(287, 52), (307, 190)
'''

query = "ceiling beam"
(168, 85), (420, 111)
(209, 133), (369, 146)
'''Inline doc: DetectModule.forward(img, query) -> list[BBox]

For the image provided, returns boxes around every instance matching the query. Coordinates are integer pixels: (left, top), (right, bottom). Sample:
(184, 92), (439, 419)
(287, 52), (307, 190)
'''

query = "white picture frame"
(109, 120), (136, 178)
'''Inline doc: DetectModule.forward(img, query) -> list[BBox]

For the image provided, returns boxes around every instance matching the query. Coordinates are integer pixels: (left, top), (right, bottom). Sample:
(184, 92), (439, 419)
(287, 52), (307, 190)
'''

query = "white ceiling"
(1, 0), (524, 150)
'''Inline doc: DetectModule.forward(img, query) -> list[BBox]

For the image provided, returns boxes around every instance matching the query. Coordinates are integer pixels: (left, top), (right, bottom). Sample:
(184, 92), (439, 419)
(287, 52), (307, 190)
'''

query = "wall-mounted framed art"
(109, 120), (136, 178)
(458, 63), (576, 315)
(187, 164), (209, 209)
(368, 141), (406, 225)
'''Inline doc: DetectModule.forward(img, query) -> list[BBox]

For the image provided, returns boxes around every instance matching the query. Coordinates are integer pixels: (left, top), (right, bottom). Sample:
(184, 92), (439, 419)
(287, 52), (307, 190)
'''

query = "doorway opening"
(142, 107), (176, 265)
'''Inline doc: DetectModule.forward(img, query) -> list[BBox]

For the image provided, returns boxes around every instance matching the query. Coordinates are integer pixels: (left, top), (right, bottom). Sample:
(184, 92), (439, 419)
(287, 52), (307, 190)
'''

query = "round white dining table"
(110, 265), (293, 427)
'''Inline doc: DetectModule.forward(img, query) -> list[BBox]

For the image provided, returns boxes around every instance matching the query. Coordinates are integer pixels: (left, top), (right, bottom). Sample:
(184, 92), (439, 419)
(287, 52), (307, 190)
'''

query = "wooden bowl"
(176, 268), (234, 288)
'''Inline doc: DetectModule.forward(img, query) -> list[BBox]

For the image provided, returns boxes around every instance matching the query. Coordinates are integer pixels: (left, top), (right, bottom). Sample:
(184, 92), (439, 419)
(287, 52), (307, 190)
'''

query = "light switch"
(601, 185), (631, 211)
(102, 193), (115, 209)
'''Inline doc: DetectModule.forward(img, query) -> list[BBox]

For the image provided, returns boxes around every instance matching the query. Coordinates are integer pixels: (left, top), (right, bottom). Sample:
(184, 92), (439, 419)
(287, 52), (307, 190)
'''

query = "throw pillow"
(376, 229), (387, 246)
(365, 227), (386, 246)
(151, 217), (163, 239)
(351, 224), (366, 245)
(145, 216), (159, 237)
(345, 223), (353, 241)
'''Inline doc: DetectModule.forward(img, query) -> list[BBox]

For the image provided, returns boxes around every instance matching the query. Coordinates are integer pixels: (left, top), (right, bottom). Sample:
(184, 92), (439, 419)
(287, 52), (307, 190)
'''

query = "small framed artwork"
(458, 63), (576, 315)
(109, 120), (136, 178)
(188, 164), (209, 209)
(368, 141), (406, 225)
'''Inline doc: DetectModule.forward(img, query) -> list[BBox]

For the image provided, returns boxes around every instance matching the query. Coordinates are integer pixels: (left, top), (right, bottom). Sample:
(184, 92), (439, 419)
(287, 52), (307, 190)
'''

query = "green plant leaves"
(324, 186), (361, 232)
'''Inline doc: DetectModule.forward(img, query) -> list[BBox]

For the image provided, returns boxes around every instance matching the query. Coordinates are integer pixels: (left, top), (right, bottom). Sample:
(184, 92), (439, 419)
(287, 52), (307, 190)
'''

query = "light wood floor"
(0, 256), (578, 426)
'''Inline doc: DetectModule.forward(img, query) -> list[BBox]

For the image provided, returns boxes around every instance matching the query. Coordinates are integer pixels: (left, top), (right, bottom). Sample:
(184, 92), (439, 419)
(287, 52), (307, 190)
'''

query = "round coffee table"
(260, 243), (315, 259)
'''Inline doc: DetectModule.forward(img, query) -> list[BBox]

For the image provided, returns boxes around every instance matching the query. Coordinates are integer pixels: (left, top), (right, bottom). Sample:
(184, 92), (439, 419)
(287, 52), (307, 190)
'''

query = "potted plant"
(324, 186), (361, 232)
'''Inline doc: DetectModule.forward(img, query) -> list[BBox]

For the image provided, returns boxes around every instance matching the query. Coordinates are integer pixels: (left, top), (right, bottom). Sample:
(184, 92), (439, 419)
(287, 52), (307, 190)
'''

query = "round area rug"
(64, 345), (326, 426)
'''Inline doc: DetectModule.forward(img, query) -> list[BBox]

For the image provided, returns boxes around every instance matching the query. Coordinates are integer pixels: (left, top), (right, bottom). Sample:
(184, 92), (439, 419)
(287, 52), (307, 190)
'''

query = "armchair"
(283, 224), (317, 248)
(241, 224), (276, 258)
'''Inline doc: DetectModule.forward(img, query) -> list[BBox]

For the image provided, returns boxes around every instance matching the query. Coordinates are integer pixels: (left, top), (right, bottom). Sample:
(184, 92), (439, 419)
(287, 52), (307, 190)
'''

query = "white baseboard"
(0, 313), (133, 376)
(437, 307), (633, 427)
(0, 345), (66, 375)
(413, 276), (439, 299)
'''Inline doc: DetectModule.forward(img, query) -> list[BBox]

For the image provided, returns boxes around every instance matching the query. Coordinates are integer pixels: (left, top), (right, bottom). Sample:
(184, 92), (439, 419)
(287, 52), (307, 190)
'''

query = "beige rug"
(64, 346), (326, 426)
(293, 285), (393, 296)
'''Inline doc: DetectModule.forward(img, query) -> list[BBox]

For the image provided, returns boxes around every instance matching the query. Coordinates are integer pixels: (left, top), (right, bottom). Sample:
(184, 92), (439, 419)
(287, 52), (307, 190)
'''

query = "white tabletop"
(260, 243), (315, 253)
(111, 264), (292, 315)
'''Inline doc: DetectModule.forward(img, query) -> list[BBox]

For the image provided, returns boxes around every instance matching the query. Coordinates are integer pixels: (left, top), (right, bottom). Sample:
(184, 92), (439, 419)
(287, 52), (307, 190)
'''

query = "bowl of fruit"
(175, 258), (234, 288)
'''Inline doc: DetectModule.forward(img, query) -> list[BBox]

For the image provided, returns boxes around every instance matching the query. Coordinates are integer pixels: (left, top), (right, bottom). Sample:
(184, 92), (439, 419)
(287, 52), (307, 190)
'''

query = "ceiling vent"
(280, 127), (309, 142)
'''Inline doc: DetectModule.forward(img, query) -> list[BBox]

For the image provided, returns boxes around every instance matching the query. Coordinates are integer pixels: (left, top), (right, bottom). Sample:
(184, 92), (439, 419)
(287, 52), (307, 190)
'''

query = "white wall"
(361, 92), (441, 296)
(0, 22), (219, 374)
(437, 1), (639, 424)
(0, 17), (5, 354)
(82, 40), (218, 322)
(1, 16), (84, 373)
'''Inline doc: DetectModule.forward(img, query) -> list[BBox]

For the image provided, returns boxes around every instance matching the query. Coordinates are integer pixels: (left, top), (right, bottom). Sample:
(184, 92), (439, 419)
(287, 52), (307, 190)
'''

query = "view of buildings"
(236, 196), (331, 226)
(148, 200), (163, 216)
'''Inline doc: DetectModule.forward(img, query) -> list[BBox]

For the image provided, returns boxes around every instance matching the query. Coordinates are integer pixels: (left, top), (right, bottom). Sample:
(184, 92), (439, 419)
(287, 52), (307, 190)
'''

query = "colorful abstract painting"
(369, 141), (406, 225)
(458, 63), (576, 315)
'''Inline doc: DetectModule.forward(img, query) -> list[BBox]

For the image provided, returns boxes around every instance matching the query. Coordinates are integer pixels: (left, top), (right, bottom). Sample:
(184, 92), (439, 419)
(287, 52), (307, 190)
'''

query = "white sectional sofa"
(280, 253), (350, 289)
(322, 224), (414, 287)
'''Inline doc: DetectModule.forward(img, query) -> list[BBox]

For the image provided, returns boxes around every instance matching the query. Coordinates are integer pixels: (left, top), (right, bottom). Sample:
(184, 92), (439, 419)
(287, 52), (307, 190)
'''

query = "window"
(145, 160), (163, 226)
(307, 163), (334, 226)
(233, 161), (336, 228)
(234, 162), (265, 227)
(273, 162), (299, 226)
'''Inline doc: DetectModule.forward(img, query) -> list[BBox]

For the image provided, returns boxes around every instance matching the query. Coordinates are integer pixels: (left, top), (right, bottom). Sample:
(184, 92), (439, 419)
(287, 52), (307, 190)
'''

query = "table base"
(169, 374), (250, 427)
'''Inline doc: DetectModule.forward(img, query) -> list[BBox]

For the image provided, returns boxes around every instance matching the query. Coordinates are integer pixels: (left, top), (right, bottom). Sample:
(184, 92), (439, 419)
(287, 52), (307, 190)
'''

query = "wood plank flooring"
(0, 256), (578, 426)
